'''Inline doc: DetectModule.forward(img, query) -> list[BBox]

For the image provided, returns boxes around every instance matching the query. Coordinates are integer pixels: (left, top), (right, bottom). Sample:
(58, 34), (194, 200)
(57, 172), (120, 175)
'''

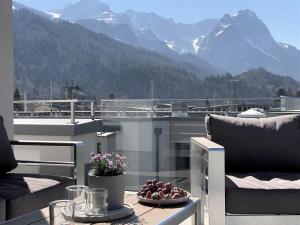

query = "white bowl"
(137, 192), (190, 205)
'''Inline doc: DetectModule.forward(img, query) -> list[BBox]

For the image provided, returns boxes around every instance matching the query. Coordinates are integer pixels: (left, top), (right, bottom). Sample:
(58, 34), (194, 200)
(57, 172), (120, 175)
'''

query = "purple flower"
(90, 152), (126, 176)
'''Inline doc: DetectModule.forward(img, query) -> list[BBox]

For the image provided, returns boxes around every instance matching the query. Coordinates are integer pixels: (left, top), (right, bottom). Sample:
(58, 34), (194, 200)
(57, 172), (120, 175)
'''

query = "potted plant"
(88, 152), (127, 210)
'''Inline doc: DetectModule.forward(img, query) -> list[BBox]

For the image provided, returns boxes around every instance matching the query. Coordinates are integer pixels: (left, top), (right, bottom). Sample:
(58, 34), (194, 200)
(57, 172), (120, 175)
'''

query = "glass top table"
(1, 193), (200, 225)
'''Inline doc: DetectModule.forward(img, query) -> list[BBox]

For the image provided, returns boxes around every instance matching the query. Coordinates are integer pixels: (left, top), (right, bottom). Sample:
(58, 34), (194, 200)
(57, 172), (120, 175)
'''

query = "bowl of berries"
(137, 179), (190, 205)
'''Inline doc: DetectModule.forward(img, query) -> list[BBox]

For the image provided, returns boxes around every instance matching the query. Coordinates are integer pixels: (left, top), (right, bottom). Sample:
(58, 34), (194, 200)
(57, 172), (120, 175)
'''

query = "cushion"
(0, 116), (18, 173)
(0, 198), (5, 222)
(226, 172), (300, 214)
(0, 173), (74, 220)
(205, 114), (300, 172)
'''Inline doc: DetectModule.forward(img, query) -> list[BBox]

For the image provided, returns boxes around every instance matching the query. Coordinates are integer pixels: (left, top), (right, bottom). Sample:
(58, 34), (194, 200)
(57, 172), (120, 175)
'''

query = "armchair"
(0, 116), (84, 221)
(191, 114), (300, 225)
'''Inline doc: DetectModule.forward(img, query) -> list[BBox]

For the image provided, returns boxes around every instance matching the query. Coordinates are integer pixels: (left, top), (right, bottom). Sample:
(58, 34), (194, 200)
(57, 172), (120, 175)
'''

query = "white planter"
(88, 171), (125, 210)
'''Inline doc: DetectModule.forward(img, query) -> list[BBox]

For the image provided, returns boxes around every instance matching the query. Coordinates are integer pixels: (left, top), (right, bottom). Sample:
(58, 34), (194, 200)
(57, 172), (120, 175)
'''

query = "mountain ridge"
(13, 9), (300, 99)
(46, 1), (300, 79)
(47, 0), (219, 54)
(13, 9), (212, 99)
(13, 1), (222, 76)
(12, 3), (300, 99)
(198, 9), (300, 79)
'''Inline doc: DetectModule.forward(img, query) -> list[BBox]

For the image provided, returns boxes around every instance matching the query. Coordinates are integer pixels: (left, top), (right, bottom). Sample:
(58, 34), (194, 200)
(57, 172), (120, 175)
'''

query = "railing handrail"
(13, 99), (95, 104)
(98, 97), (281, 102)
(13, 99), (96, 123)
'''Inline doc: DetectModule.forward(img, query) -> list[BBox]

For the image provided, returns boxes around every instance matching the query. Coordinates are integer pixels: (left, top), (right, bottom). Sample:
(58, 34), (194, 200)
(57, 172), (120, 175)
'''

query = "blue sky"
(17, 0), (300, 49)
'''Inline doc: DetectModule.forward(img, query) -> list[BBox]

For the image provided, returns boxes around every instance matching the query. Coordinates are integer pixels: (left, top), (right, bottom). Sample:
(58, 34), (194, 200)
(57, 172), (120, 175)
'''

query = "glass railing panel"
(13, 97), (298, 192)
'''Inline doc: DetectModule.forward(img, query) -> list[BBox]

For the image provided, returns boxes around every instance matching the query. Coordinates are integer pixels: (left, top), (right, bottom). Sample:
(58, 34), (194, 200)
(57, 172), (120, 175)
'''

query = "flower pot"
(88, 171), (125, 210)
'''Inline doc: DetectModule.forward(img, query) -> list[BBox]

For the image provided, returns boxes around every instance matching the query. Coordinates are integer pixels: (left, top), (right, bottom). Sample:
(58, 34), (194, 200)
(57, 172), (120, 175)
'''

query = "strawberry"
(145, 191), (152, 199)
(172, 193), (181, 199)
(159, 191), (165, 199)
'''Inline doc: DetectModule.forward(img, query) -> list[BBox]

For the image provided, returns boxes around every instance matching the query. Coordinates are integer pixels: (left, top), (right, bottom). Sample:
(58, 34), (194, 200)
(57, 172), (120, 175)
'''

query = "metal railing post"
(91, 101), (95, 120)
(70, 101), (75, 124)
(154, 128), (162, 181)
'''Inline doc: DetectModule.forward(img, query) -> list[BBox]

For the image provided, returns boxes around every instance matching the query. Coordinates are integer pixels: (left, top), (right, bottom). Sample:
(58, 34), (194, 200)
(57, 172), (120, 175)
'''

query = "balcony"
(1, 0), (300, 223)
(7, 97), (300, 224)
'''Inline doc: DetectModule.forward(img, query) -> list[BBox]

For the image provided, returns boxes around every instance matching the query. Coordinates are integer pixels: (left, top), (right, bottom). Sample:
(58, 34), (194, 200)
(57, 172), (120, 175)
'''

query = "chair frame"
(190, 137), (300, 225)
(10, 140), (83, 184)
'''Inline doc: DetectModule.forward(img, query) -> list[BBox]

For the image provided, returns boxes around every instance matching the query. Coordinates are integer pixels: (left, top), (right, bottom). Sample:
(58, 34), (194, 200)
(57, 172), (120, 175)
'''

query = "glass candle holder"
(66, 185), (88, 215)
(49, 200), (74, 225)
(85, 188), (108, 216)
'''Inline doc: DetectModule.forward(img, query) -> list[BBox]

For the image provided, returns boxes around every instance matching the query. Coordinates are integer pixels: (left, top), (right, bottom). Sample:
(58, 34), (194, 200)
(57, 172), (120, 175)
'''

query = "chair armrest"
(191, 137), (224, 153)
(190, 137), (225, 225)
(10, 140), (83, 148)
(10, 140), (84, 183)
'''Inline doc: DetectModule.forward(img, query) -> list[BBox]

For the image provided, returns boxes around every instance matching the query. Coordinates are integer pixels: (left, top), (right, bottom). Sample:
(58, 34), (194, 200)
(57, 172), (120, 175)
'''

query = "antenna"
(150, 80), (154, 99)
(213, 78), (216, 112)
(64, 80), (85, 99)
(24, 89), (27, 112)
(50, 81), (53, 115)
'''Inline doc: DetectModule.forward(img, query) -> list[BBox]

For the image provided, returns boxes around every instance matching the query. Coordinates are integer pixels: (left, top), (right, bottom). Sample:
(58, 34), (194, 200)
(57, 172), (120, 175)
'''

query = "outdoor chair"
(191, 114), (300, 225)
(0, 116), (83, 221)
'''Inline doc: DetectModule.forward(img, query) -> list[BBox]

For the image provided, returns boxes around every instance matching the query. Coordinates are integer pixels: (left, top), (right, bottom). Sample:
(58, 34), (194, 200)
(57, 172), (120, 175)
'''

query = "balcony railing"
(14, 97), (295, 192)
(13, 98), (283, 122)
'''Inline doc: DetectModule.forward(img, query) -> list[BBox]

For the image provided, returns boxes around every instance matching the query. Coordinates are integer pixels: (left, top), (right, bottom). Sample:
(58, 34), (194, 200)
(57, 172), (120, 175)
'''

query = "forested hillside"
(13, 9), (207, 99)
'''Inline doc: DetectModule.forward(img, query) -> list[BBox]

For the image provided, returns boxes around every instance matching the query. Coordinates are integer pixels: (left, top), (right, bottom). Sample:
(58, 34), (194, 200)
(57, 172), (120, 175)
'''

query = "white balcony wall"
(115, 120), (170, 173)
(0, 0), (14, 138)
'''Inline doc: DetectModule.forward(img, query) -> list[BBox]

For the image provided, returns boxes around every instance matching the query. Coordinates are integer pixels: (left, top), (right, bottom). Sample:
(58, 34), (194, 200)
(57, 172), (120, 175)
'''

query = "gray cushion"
(226, 172), (300, 214)
(205, 114), (300, 172)
(0, 198), (5, 222)
(0, 173), (74, 220)
(0, 116), (17, 173)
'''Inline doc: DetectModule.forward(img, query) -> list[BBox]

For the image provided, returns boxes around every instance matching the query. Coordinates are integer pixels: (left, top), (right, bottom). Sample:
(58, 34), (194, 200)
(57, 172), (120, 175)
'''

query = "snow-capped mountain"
(47, 0), (222, 75)
(12, 1), (26, 10)
(13, 1), (51, 18)
(48, 0), (130, 25)
(49, 1), (218, 55)
(76, 19), (140, 47)
(23, 0), (300, 79)
(198, 9), (300, 79)
(49, 0), (110, 20)
(125, 10), (218, 54)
